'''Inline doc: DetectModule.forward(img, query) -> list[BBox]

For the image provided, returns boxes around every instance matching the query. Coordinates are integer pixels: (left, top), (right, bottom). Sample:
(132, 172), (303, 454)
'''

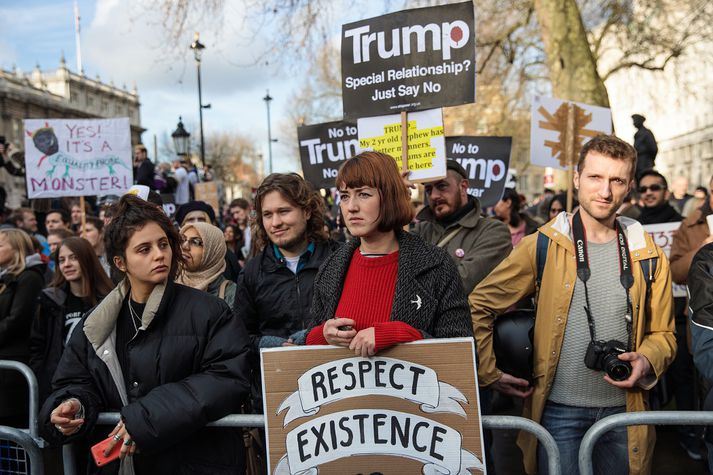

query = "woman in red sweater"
(306, 152), (472, 356)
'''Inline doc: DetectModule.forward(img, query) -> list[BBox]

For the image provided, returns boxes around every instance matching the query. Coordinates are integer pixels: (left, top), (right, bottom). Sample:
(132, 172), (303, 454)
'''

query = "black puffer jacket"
(0, 257), (46, 420)
(235, 240), (340, 350)
(308, 231), (473, 340)
(39, 279), (251, 475)
(29, 285), (93, 402)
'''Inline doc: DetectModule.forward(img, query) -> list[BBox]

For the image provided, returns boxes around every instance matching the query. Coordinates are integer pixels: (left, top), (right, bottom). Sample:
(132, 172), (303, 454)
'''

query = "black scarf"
(638, 203), (682, 225)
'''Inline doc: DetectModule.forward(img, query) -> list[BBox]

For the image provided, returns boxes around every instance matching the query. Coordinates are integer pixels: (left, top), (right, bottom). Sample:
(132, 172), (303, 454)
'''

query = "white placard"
(357, 108), (446, 182)
(530, 96), (612, 170)
(642, 222), (687, 298)
(24, 118), (132, 198)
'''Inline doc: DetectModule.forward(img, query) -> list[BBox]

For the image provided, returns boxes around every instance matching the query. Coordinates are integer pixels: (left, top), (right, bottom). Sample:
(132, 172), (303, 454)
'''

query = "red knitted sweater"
(306, 249), (422, 351)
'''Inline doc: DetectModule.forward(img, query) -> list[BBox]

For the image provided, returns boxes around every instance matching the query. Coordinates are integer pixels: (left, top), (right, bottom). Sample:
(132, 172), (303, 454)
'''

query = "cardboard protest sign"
(298, 121), (362, 189)
(358, 108), (446, 182)
(642, 222), (687, 297)
(262, 338), (485, 474)
(193, 181), (220, 216)
(24, 118), (132, 198)
(530, 96), (612, 170)
(446, 136), (512, 208)
(341, 1), (475, 119)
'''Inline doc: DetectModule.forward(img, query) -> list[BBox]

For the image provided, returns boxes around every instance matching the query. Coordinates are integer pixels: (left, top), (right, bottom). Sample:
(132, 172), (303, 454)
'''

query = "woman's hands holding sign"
(324, 317), (376, 356)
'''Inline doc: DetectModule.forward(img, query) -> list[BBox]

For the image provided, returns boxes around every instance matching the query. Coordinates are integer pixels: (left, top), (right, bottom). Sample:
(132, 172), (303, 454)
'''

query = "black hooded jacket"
(39, 279), (251, 475)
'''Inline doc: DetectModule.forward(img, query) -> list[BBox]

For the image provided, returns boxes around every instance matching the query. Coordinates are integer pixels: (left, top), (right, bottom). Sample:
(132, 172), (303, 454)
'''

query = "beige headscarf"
(177, 222), (227, 291)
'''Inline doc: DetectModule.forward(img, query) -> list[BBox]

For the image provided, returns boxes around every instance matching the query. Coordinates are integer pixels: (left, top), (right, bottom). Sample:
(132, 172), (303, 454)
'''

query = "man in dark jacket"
(632, 114), (658, 180)
(234, 174), (338, 407)
(636, 169), (682, 225)
(133, 144), (155, 188)
(414, 160), (511, 294)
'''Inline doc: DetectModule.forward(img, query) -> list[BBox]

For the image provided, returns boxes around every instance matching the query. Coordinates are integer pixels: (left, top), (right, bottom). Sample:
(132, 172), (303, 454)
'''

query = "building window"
(87, 95), (94, 107)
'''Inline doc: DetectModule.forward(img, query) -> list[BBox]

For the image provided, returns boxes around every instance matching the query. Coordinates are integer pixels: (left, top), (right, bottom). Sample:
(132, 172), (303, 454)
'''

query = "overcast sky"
(0, 0), (371, 174)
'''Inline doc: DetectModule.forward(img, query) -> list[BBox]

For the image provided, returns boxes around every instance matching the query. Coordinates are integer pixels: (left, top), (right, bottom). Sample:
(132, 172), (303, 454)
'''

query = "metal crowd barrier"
(0, 361), (44, 475)
(579, 410), (713, 475)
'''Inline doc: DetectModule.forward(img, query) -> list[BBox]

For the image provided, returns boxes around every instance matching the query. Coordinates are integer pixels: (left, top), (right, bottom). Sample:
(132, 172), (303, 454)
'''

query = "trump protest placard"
(642, 222), (687, 297)
(530, 96), (611, 170)
(358, 108), (446, 182)
(262, 338), (485, 474)
(24, 118), (132, 198)
(341, 2), (475, 119)
(446, 136), (512, 208)
(298, 120), (362, 189)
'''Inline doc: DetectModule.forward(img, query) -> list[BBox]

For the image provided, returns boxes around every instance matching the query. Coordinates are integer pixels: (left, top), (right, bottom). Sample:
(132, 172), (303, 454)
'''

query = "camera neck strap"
(571, 211), (634, 350)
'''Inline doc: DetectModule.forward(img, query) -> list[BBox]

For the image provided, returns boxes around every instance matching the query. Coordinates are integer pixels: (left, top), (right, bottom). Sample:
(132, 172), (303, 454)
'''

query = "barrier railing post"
(0, 361), (40, 439)
(0, 426), (44, 475)
(579, 410), (713, 475)
(482, 415), (561, 475)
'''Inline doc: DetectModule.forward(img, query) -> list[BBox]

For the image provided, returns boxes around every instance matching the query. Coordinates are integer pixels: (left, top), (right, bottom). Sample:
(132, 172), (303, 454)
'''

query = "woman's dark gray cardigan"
(308, 231), (474, 340)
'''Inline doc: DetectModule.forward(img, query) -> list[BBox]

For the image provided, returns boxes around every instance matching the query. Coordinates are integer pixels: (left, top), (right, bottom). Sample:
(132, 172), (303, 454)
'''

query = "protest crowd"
(2, 2), (713, 475)
(2, 123), (713, 475)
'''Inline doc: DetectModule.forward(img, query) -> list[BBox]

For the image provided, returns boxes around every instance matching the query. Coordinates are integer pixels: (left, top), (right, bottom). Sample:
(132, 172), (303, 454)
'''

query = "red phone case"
(91, 436), (122, 466)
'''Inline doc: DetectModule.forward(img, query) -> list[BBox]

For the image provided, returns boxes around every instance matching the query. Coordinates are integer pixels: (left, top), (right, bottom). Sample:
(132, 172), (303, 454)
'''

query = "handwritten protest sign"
(262, 338), (485, 474)
(358, 108), (446, 182)
(530, 96), (611, 170)
(298, 121), (362, 189)
(642, 222), (687, 297)
(24, 118), (132, 198)
(446, 136), (512, 208)
(341, 2), (475, 119)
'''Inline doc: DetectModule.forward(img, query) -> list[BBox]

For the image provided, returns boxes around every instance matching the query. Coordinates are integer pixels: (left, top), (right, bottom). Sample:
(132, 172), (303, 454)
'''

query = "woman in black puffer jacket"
(39, 195), (251, 475)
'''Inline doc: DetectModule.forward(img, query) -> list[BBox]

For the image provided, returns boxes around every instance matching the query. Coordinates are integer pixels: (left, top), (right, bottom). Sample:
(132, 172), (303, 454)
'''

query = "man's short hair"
(10, 207), (34, 226)
(638, 169), (668, 189)
(577, 134), (637, 179)
(229, 198), (250, 210)
(47, 208), (70, 224)
(134, 144), (147, 153)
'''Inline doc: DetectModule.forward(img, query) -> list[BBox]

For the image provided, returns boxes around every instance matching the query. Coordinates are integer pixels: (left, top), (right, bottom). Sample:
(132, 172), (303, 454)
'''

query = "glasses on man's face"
(638, 184), (664, 193)
(180, 236), (204, 248)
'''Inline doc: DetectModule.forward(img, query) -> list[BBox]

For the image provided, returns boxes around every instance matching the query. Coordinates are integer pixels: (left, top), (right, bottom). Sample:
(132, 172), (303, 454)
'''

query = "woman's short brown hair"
(337, 151), (414, 233)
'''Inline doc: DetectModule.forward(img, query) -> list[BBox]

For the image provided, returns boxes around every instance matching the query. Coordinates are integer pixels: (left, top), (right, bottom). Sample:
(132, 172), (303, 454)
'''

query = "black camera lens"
(604, 354), (631, 381)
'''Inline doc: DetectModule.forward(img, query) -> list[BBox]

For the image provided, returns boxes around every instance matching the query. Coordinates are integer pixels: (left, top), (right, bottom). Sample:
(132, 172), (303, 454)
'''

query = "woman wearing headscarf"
(177, 222), (237, 311)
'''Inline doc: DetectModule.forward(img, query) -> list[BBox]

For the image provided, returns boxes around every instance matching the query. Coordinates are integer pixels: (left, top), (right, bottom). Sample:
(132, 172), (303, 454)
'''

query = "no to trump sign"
(298, 120), (363, 190)
(341, 2), (475, 119)
(261, 338), (485, 474)
(24, 118), (132, 198)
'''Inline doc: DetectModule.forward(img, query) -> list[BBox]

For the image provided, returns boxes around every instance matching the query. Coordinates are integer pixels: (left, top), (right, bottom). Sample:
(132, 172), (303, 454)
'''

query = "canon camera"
(583, 339), (632, 381)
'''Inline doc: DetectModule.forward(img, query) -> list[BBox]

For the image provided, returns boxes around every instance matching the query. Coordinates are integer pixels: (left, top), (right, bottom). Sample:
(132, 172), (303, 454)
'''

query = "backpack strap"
(218, 279), (230, 300)
(436, 225), (462, 248)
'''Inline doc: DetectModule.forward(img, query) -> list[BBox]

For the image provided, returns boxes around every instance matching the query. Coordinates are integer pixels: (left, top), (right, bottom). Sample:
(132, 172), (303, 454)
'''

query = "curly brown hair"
(104, 195), (184, 279)
(253, 173), (328, 251)
(578, 134), (637, 180)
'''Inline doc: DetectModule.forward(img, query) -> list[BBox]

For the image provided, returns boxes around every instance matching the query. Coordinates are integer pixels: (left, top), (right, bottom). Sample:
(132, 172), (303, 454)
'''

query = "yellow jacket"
(470, 212), (676, 474)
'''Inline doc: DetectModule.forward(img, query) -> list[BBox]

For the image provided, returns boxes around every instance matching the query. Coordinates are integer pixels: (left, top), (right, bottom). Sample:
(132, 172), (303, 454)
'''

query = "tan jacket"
(670, 205), (711, 284)
(470, 212), (676, 475)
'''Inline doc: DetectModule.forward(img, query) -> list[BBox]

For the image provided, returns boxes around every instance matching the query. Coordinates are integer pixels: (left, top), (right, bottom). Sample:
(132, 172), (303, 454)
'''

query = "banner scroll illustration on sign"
(298, 120), (363, 189)
(341, 1), (475, 119)
(24, 118), (132, 199)
(262, 338), (486, 474)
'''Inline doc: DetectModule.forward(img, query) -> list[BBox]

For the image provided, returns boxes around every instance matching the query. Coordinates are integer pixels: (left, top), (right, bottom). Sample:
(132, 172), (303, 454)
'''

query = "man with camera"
(470, 135), (676, 474)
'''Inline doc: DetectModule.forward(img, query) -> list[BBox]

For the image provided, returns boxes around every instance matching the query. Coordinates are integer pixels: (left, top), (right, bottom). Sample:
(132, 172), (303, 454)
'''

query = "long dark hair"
(51, 237), (113, 305)
(501, 188), (522, 227)
(104, 195), (184, 280)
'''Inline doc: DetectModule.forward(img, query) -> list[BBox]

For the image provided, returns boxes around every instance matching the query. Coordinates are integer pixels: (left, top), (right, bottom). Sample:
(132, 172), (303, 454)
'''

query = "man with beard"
(636, 170), (682, 225)
(234, 173), (339, 406)
(414, 160), (511, 294)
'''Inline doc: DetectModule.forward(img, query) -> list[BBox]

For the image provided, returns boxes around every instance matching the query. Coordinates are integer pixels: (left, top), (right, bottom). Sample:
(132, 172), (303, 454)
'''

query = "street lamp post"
(171, 117), (190, 157)
(263, 90), (277, 175)
(190, 32), (211, 169)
